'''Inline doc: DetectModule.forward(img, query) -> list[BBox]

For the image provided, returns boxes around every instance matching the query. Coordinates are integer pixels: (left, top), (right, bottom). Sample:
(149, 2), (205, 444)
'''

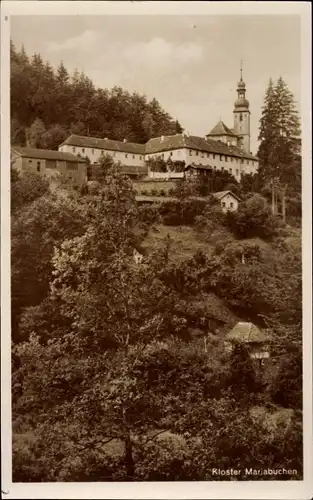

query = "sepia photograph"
(1, 1), (312, 499)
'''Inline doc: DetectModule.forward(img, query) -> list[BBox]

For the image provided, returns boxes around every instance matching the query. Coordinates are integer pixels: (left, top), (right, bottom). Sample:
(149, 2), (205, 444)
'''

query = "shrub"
(11, 170), (50, 213)
(159, 199), (208, 226)
(151, 189), (157, 196)
(227, 194), (279, 239)
(270, 347), (302, 409)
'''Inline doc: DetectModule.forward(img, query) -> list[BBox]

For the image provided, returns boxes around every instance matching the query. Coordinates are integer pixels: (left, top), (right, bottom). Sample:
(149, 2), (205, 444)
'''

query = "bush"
(227, 194), (279, 239)
(159, 189), (166, 196)
(159, 199), (208, 226)
(151, 189), (157, 196)
(11, 170), (50, 213)
(270, 347), (302, 409)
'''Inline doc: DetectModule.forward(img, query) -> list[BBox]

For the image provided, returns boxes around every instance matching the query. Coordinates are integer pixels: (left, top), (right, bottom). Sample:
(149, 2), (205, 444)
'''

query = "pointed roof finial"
(240, 59), (243, 81)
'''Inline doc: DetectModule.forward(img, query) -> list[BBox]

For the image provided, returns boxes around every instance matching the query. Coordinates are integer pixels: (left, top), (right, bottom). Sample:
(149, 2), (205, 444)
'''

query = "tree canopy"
(257, 77), (301, 221)
(10, 41), (183, 148)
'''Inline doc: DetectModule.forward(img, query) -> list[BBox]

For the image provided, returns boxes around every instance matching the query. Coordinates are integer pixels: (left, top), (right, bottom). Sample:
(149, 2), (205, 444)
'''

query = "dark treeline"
(10, 41), (183, 149)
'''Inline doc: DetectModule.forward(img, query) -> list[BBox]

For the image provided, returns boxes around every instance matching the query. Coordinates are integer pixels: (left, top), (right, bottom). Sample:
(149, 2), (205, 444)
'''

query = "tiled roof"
(145, 134), (257, 160)
(60, 133), (258, 161)
(11, 146), (86, 163)
(226, 322), (269, 343)
(207, 120), (237, 137)
(213, 190), (242, 202)
(60, 134), (145, 155)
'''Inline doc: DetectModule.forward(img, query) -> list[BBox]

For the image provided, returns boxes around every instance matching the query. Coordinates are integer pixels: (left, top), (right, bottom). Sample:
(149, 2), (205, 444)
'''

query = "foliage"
(270, 346), (302, 409)
(159, 198), (208, 226)
(11, 193), (88, 342)
(10, 105), (303, 481)
(25, 118), (46, 148)
(257, 77), (301, 219)
(239, 172), (261, 195)
(88, 153), (117, 184)
(226, 194), (279, 239)
(146, 157), (168, 173)
(11, 168), (50, 213)
(12, 335), (302, 481)
(10, 42), (182, 146)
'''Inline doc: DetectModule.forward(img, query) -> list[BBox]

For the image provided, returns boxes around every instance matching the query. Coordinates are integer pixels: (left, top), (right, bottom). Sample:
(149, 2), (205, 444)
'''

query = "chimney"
(104, 137), (108, 140)
(123, 138), (127, 143)
(161, 135), (164, 142)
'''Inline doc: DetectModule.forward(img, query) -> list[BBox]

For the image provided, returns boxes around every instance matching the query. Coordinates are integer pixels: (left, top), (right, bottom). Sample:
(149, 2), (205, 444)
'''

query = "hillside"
(10, 42), (183, 149)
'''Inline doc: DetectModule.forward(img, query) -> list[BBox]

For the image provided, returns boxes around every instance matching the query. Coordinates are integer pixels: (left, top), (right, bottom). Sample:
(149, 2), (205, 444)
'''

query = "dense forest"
(10, 41), (183, 149)
(10, 44), (303, 481)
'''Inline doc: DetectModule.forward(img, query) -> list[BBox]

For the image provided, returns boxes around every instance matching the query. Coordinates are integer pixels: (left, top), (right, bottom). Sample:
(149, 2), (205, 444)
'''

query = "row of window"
(28, 159), (41, 172)
(222, 202), (234, 208)
(28, 159), (78, 172)
(70, 145), (255, 166)
(211, 165), (240, 176)
(188, 150), (254, 165)
(72, 146), (143, 160)
(147, 150), (255, 166)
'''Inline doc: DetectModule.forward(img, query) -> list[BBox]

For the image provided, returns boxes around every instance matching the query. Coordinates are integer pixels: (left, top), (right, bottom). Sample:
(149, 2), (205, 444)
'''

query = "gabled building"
(59, 135), (145, 167)
(212, 190), (242, 212)
(57, 68), (258, 182)
(205, 120), (238, 147)
(224, 322), (271, 364)
(11, 146), (88, 186)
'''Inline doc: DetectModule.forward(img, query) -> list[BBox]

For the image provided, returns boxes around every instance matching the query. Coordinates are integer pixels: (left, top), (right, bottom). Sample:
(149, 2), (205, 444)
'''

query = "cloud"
(122, 37), (203, 70)
(47, 30), (101, 53)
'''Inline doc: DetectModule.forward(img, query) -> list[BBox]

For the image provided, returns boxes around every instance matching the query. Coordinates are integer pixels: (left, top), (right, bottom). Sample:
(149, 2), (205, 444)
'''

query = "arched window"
(240, 113), (243, 122)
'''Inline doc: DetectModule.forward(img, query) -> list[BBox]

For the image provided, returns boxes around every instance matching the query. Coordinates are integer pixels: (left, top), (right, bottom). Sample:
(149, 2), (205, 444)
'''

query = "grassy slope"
(142, 223), (234, 263)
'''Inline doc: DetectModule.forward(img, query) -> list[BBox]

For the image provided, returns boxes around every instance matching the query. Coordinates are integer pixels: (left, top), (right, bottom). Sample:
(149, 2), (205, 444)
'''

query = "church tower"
(233, 63), (250, 154)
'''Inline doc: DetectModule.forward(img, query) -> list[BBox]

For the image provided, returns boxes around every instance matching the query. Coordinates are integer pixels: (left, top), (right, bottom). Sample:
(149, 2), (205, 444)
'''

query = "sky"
(11, 14), (301, 153)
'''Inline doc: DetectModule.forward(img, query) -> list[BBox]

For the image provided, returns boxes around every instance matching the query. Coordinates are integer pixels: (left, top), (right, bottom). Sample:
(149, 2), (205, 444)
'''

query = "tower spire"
(240, 60), (243, 81)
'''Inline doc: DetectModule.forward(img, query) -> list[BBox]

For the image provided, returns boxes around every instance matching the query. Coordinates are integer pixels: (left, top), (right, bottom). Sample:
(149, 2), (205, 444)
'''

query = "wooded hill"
(10, 41), (183, 149)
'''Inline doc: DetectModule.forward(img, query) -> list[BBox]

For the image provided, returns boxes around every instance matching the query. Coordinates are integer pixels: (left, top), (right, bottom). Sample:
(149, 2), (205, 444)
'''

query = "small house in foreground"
(224, 322), (270, 364)
(212, 190), (241, 212)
